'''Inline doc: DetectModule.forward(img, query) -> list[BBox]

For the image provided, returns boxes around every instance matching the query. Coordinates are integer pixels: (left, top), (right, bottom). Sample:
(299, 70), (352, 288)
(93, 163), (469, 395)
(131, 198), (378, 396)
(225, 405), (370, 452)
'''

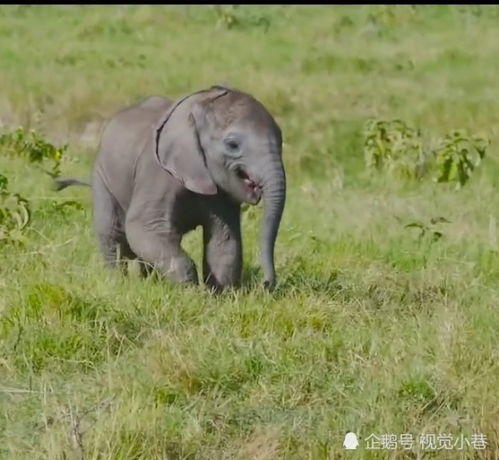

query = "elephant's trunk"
(260, 156), (286, 290)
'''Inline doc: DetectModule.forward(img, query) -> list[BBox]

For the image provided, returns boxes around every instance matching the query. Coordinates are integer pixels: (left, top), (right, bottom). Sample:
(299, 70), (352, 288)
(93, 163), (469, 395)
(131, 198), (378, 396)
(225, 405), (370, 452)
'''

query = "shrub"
(363, 119), (489, 188)
(363, 119), (426, 179)
(433, 129), (489, 189)
(0, 174), (31, 247)
(0, 126), (68, 179)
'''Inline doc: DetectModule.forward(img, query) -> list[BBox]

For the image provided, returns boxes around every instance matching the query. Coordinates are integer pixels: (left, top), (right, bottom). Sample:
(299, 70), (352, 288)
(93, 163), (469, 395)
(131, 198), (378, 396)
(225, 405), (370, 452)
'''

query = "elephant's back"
(103, 96), (172, 141)
(94, 96), (173, 211)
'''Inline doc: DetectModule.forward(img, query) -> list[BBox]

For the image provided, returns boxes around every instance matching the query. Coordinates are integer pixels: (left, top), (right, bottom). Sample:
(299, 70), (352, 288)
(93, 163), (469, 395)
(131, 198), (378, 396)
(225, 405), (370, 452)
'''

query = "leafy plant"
(363, 119), (426, 179)
(0, 174), (31, 247)
(405, 216), (451, 242)
(364, 120), (489, 187)
(214, 5), (271, 32)
(214, 5), (239, 29)
(0, 127), (68, 179)
(364, 5), (420, 38)
(433, 129), (489, 189)
(39, 199), (85, 219)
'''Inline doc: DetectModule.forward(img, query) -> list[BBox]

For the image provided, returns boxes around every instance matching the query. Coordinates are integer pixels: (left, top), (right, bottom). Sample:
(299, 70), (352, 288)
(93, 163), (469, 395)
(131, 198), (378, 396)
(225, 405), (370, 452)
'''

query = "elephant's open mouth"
(235, 166), (262, 203)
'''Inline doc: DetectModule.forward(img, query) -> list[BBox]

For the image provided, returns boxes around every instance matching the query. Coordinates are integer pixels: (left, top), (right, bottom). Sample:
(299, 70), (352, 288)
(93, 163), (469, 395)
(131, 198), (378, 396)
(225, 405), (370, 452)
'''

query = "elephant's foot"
(165, 255), (199, 285)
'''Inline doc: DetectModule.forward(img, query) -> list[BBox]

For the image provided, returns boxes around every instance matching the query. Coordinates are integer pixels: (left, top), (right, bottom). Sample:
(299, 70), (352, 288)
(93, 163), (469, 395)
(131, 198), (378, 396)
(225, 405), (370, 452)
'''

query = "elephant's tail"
(53, 177), (92, 191)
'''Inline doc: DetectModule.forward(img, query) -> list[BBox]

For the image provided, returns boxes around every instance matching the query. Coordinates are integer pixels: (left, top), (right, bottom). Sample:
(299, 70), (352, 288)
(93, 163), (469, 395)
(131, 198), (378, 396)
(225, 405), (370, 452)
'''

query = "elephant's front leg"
(125, 216), (198, 285)
(202, 203), (242, 292)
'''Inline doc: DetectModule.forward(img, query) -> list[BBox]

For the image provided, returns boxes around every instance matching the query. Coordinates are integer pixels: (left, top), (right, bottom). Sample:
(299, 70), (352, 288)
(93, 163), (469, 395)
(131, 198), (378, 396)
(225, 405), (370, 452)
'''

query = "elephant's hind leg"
(92, 175), (136, 272)
(125, 215), (198, 285)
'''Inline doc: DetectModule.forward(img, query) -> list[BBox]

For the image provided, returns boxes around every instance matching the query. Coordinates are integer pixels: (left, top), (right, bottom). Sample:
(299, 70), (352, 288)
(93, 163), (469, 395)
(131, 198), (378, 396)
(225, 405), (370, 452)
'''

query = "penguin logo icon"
(343, 432), (359, 450)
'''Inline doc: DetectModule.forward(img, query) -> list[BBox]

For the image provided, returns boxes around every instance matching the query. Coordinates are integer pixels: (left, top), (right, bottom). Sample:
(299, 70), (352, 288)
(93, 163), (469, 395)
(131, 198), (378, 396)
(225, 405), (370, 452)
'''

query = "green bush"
(434, 129), (489, 188)
(0, 174), (31, 247)
(0, 126), (67, 179)
(364, 119), (489, 187)
(363, 119), (426, 179)
(213, 5), (271, 32)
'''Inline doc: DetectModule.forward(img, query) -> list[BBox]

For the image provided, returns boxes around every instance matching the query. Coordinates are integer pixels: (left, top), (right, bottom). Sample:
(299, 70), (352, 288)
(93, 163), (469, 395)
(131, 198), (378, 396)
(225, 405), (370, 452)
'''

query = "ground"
(1, 5), (499, 459)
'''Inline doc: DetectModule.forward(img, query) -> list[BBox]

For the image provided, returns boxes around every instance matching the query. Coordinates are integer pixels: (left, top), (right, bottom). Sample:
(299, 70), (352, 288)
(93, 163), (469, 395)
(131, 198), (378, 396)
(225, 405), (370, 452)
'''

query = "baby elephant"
(56, 85), (286, 291)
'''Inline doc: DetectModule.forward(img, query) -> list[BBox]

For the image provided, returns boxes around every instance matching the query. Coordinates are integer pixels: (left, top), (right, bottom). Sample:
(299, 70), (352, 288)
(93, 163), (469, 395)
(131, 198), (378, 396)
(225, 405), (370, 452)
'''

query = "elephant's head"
(154, 85), (286, 289)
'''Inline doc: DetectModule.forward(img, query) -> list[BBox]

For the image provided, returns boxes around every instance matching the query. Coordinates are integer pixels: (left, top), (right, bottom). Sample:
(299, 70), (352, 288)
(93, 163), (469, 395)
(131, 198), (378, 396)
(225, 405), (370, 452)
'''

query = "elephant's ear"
(154, 90), (226, 195)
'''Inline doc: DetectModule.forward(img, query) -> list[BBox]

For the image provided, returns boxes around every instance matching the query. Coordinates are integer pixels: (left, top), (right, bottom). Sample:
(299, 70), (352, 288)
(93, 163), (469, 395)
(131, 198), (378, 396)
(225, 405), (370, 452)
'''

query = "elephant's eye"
(225, 138), (240, 153)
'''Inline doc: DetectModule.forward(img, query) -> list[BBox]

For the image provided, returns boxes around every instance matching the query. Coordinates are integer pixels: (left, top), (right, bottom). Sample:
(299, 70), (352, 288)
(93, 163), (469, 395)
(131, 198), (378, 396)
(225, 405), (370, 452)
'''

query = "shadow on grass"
(119, 260), (348, 300)
(240, 264), (345, 299)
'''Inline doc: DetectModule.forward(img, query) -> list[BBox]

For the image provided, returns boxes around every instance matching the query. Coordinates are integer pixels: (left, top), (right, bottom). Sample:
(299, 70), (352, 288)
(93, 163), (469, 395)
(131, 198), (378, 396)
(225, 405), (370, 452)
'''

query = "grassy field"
(2, 5), (499, 459)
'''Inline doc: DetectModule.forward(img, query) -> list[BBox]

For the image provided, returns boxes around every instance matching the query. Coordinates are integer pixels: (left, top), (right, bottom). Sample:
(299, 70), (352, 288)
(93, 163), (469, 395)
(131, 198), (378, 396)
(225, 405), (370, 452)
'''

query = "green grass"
(1, 5), (499, 459)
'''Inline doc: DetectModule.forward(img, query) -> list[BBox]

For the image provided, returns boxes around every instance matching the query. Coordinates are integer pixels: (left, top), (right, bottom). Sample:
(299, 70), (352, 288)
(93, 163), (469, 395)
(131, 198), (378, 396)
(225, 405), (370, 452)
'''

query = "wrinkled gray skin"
(56, 85), (286, 291)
